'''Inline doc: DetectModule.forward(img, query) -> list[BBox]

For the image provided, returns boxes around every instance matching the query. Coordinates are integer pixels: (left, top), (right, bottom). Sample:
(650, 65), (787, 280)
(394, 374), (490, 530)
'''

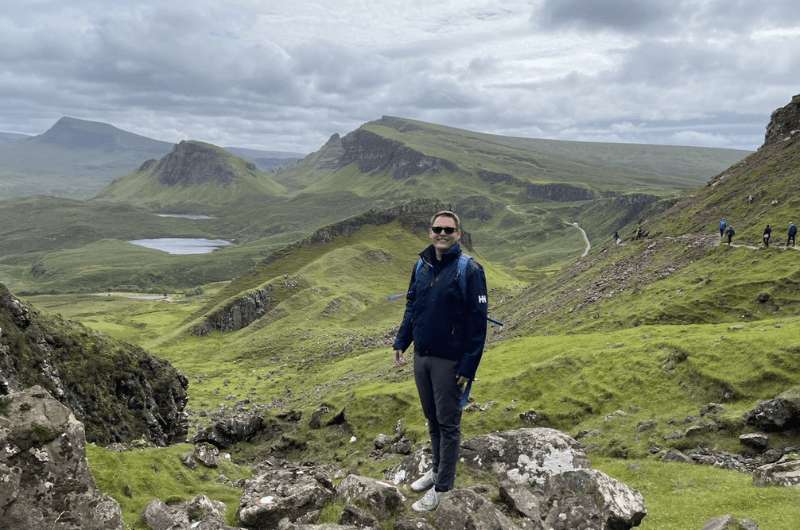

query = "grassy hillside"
(279, 115), (749, 196)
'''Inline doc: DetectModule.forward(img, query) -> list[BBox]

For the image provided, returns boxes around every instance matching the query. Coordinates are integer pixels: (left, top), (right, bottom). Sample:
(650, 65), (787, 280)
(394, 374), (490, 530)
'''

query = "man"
(725, 224), (735, 246)
(393, 210), (488, 512)
(719, 218), (728, 239)
(788, 222), (797, 247)
(764, 224), (772, 247)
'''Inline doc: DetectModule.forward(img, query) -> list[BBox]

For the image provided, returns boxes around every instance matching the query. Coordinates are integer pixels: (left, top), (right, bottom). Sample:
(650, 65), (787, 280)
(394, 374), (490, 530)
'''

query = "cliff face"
(765, 94), (800, 146)
(337, 129), (458, 179)
(0, 284), (188, 445)
(152, 140), (256, 186)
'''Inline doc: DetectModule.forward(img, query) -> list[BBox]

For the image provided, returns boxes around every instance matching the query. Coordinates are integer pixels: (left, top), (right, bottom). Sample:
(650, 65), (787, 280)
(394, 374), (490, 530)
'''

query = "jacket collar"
(420, 243), (462, 266)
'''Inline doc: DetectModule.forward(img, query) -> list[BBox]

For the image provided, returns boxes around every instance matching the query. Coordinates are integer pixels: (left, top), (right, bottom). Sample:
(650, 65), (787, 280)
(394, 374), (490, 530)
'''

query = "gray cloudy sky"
(1, 0), (798, 152)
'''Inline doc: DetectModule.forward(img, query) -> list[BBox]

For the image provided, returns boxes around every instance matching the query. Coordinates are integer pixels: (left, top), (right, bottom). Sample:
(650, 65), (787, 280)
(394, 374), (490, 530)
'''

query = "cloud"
(0, 0), (797, 153)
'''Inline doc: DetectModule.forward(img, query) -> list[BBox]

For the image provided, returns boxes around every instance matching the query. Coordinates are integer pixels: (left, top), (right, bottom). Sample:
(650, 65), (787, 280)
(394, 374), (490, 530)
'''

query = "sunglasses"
(431, 226), (457, 234)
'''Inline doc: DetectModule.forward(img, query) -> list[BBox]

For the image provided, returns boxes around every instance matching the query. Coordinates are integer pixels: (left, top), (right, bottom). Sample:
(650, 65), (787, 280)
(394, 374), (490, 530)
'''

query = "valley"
(3, 99), (800, 529)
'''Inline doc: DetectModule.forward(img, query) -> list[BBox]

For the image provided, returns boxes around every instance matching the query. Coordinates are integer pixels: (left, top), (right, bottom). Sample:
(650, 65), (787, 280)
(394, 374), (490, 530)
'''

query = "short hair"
(430, 210), (461, 230)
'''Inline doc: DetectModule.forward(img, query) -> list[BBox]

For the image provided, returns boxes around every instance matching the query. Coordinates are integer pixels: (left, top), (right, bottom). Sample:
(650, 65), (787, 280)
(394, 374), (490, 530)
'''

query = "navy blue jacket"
(393, 243), (488, 380)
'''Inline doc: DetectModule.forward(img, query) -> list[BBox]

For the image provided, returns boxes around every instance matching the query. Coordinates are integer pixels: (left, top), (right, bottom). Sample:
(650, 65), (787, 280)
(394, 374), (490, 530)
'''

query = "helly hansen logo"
(478, 295), (487, 303)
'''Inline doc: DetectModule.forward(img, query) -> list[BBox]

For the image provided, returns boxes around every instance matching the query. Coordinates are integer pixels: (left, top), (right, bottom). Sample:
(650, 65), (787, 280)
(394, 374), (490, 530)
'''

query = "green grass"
(86, 443), (252, 529)
(594, 458), (800, 530)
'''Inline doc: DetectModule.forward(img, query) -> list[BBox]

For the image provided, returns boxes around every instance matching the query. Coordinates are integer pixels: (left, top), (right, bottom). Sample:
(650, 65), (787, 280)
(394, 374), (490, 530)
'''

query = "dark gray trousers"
(414, 353), (463, 491)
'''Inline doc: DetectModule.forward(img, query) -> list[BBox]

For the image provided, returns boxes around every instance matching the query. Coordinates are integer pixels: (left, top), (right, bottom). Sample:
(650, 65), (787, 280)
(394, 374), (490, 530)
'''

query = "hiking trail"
(568, 222), (591, 257)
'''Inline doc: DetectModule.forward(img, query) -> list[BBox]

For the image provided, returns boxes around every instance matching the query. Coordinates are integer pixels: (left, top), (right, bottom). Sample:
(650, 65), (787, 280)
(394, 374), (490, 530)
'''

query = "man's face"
(429, 215), (460, 252)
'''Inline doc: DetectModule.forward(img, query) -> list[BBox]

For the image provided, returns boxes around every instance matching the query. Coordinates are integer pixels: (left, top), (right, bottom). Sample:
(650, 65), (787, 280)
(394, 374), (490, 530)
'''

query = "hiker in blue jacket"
(393, 210), (488, 512)
(788, 222), (797, 247)
(719, 218), (728, 238)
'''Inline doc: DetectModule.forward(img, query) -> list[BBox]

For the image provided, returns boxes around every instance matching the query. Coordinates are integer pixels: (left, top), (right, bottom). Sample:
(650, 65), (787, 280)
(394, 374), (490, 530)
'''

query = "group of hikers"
(719, 218), (797, 248)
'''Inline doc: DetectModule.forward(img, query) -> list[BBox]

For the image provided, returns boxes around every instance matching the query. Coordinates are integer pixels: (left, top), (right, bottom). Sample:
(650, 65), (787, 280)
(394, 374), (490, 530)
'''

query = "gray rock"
(143, 495), (242, 530)
(143, 499), (189, 530)
(635, 420), (657, 432)
(192, 411), (265, 448)
(334, 474), (405, 518)
(702, 514), (760, 530)
(432, 488), (525, 530)
(238, 460), (337, 528)
(753, 455), (800, 487)
(739, 433), (769, 451)
(194, 442), (221, 467)
(373, 433), (391, 449)
(0, 386), (124, 530)
(459, 428), (591, 485)
(519, 410), (547, 426)
(181, 452), (198, 469)
(661, 449), (692, 464)
(339, 504), (379, 528)
(393, 517), (437, 530)
(536, 469), (646, 530)
(743, 387), (800, 431)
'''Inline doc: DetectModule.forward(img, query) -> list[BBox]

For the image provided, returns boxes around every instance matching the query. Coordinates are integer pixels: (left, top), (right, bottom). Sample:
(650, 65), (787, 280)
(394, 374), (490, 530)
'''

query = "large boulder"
(753, 455), (800, 487)
(0, 386), (123, 529)
(334, 474), (405, 519)
(432, 488), (525, 530)
(743, 387), (800, 432)
(192, 411), (267, 448)
(237, 460), (338, 528)
(143, 494), (243, 530)
(460, 428), (591, 485)
(533, 469), (646, 530)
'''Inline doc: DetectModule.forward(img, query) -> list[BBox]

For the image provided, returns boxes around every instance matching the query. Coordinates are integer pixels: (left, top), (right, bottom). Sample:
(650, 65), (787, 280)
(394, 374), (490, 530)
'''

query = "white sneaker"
(410, 469), (437, 492)
(412, 486), (443, 512)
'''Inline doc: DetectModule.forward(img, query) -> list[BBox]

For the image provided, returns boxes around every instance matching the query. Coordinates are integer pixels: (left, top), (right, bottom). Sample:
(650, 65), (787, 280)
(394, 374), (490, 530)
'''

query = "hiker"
(763, 225), (772, 247)
(393, 210), (488, 512)
(613, 231), (621, 244)
(725, 224), (735, 246)
(719, 218), (728, 238)
(788, 222), (797, 247)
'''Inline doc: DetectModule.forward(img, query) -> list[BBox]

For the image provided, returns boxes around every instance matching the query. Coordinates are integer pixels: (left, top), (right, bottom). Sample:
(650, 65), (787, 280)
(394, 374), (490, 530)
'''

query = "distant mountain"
(278, 116), (751, 198)
(226, 146), (304, 171)
(96, 140), (286, 211)
(0, 132), (30, 144)
(0, 117), (304, 199)
(0, 117), (173, 199)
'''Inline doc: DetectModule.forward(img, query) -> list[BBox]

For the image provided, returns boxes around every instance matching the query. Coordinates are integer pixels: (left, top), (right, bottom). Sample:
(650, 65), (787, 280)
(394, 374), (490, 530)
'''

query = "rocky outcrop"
(390, 428), (646, 529)
(0, 284), (188, 445)
(338, 128), (459, 180)
(310, 134), (346, 170)
(764, 94), (800, 146)
(0, 386), (124, 529)
(143, 494), (243, 530)
(753, 454), (800, 487)
(525, 182), (596, 202)
(191, 410), (270, 448)
(237, 459), (340, 529)
(192, 279), (297, 336)
(335, 474), (405, 520)
(744, 387), (800, 431)
(478, 169), (526, 187)
(151, 140), (256, 186)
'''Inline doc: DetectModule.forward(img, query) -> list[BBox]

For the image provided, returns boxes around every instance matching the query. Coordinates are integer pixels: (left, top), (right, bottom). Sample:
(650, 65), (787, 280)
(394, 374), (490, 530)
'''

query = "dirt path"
(568, 222), (591, 257)
(717, 239), (800, 251)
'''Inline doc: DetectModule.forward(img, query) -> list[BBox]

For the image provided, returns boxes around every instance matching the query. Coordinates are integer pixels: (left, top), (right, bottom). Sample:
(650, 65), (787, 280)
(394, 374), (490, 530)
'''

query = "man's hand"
(394, 349), (406, 367)
(456, 375), (469, 389)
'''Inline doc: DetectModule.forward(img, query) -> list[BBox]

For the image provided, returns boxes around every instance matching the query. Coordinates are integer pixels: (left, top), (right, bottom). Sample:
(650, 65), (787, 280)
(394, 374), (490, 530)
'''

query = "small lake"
(128, 238), (232, 255)
(156, 213), (216, 220)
